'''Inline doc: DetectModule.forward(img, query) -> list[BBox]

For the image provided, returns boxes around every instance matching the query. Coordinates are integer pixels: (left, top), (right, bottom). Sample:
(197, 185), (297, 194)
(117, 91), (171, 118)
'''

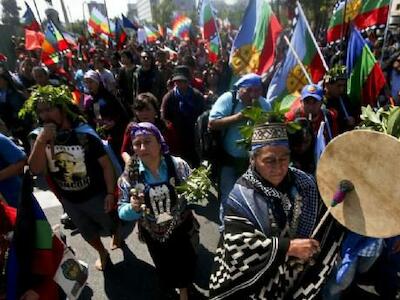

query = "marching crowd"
(0, 25), (400, 300)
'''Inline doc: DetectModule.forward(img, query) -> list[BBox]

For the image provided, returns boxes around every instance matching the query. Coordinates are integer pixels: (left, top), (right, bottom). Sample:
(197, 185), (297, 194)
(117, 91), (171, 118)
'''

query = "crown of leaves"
(237, 102), (300, 151)
(19, 85), (84, 123)
(324, 64), (347, 83)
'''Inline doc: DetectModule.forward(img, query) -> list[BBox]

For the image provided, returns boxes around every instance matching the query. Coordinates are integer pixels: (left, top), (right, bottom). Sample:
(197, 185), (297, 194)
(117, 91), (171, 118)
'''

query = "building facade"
(136, 0), (159, 23)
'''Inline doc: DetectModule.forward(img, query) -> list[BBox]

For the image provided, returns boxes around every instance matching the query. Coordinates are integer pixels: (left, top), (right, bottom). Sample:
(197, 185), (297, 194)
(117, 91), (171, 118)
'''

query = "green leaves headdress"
(19, 85), (84, 123)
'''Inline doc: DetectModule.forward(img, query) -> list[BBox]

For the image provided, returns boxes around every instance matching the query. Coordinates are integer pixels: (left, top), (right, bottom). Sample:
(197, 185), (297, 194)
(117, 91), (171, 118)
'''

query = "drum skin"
(316, 130), (400, 238)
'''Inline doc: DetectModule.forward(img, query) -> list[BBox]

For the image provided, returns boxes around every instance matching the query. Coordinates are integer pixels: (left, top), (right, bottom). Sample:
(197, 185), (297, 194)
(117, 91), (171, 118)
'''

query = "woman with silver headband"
(117, 122), (199, 300)
(209, 122), (343, 299)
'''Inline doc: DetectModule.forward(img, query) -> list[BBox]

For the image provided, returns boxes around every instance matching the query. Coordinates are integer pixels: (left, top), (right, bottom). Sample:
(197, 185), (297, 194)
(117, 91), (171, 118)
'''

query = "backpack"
(195, 90), (238, 163)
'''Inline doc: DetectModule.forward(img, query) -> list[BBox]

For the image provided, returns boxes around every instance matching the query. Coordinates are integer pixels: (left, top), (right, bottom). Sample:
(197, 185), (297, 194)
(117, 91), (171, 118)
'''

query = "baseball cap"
(301, 84), (323, 102)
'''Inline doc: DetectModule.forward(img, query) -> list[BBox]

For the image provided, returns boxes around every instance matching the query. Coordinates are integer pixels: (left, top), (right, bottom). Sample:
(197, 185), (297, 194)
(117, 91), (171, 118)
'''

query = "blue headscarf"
(130, 122), (169, 154)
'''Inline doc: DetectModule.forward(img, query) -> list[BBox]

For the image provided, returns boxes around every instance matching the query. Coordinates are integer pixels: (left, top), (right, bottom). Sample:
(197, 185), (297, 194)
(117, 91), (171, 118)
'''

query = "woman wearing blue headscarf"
(117, 122), (199, 300)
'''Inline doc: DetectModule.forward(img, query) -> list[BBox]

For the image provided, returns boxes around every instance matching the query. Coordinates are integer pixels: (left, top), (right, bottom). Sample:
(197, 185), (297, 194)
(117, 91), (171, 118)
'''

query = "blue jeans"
(322, 255), (379, 300)
(218, 165), (240, 232)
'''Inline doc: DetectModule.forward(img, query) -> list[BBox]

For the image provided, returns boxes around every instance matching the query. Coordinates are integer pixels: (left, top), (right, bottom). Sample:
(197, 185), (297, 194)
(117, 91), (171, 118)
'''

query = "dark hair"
(32, 66), (48, 77)
(181, 55), (195, 68)
(288, 118), (314, 148)
(133, 92), (159, 113)
(121, 50), (134, 63)
(0, 67), (23, 92)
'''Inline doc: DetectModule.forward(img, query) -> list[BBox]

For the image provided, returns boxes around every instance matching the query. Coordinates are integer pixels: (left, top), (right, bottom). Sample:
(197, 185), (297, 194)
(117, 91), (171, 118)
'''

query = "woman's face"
(135, 103), (157, 123)
(84, 78), (99, 94)
(252, 145), (290, 187)
(132, 134), (161, 162)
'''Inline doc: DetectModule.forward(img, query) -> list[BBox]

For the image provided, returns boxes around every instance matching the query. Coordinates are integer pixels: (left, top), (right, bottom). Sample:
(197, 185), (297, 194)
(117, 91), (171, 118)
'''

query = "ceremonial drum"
(316, 130), (400, 238)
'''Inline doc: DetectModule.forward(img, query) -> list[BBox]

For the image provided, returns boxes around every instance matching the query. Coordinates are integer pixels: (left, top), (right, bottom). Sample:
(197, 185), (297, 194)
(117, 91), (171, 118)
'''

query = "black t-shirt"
(45, 129), (107, 202)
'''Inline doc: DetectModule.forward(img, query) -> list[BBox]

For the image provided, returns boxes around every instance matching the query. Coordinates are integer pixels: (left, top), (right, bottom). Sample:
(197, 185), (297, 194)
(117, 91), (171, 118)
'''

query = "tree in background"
(1, 0), (20, 26)
(152, 1), (176, 30)
(65, 21), (85, 37)
(213, 0), (248, 28)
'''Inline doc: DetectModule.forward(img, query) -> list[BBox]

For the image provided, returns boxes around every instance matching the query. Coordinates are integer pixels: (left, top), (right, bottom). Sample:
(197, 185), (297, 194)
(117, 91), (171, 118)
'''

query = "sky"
(14, 0), (239, 23)
(16, 0), (132, 23)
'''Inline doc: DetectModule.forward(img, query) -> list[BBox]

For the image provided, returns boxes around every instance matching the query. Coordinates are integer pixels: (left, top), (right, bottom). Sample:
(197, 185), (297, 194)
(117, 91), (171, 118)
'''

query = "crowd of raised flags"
(1, 0), (398, 298)
(18, 0), (393, 111)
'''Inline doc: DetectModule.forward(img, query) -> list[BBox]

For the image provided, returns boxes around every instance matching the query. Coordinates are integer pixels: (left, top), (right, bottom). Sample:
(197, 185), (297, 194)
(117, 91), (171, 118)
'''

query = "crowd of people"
(0, 21), (399, 300)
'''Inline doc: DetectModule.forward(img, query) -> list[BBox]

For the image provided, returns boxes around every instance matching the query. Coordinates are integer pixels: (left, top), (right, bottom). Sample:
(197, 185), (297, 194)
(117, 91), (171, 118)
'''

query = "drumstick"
(311, 180), (354, 239)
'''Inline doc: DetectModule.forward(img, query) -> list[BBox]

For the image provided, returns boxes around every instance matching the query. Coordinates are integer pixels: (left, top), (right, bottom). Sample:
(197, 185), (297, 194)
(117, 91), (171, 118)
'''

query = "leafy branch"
(237, 101), (301, 150)
(358, 105), (400, 138)
(175, 165), (212, 207)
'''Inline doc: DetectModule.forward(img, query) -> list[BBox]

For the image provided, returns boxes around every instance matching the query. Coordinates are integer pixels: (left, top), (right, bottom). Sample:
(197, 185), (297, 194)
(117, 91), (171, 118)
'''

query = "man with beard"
(23, 85), (120, 271)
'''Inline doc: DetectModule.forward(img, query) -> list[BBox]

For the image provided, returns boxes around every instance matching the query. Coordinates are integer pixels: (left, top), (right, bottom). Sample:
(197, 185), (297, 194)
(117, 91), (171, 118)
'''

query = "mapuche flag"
(41, 21), (69, 66)
(327, 0), (390, 43)
(21, 1), (41, 32)
(7, 172), (63, 300)
(346, 26), (386, 108)
(267, 5), (325, 105)
(115, 19), (127, 50)
(230, 0), (282, 76)
(199, 0), (221, 63)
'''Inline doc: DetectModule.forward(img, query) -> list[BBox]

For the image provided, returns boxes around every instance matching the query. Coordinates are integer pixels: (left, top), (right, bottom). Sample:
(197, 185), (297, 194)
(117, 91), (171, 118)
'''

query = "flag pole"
(103, 0), (112, 47)
(210, 1), (223, 58)
(340, 0), (349, 53)
(296, 1), (329, 71)
(82, 1), (87, 37)
(379, 0), (393, 65)
(284, 35), (313, 84)
(32, 0), (43, 29)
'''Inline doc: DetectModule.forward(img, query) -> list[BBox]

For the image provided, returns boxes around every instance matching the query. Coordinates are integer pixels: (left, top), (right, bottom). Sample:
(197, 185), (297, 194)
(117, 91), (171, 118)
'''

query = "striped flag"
(346, 26), (386, 108)
(267, 4), (325, 105)
(41, 21), (70, 65)
(122, 14), (140, 30)
(7, 172), (60, 300)
(88, 7), (111, 44)
(199, 0), (221, 63)
(115, 19), (127, 49)
(21, 1), (41, 31)
(230, 0), (282, 76)
(327, 0), (391, 44)
(144, 25), (159, 43)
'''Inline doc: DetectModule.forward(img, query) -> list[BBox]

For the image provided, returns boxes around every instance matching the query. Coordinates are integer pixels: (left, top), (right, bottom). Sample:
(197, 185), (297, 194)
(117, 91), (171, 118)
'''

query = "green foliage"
(152, 1), (176, 28)
(324, 64), (347, 83)
(65, 21), (85, 36)
(213, 0), (248, 28)
(299, 0), (338, 29)
(18, 85), (83, 123)
(236, 101), (301, 150)
(176, 165), (212, 207)
(1, 0), (20, 26)
(358, 105), (400, 138)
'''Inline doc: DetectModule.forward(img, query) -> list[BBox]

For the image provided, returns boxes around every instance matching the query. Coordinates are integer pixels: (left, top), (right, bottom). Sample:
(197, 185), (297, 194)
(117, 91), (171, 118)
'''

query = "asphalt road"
(34, 177), (221, 300)
(34, 176), (382, 300)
